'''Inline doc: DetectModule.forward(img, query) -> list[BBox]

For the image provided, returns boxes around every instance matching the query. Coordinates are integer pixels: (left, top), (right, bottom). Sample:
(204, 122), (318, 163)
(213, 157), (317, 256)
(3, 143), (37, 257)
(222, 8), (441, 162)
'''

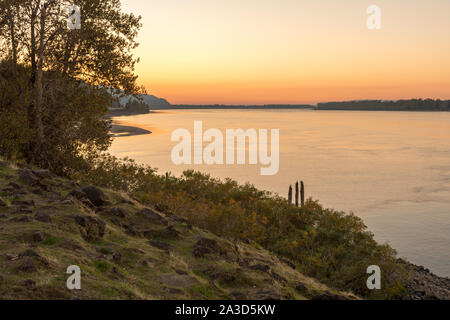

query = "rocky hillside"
(0, 161), (357, 300)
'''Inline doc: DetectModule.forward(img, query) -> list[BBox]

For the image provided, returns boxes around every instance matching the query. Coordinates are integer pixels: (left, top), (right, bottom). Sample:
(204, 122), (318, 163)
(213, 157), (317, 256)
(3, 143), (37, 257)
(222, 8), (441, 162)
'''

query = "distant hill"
(108, 92), (171, 116)
(118, 94), (171, 108)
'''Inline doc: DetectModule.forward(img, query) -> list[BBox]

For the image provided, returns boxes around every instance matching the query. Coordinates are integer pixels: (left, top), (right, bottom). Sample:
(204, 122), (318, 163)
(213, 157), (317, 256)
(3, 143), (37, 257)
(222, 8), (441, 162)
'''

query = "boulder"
(149, 240), (173, 251)
(12, 199), (35, 206)
(253, 289), (281, 300)
(6, 182), (22, 190)
(249, 263), (270, 273)
(192, 238), (224, 258)
(137, 208), (168, 225)
(18, 169), (39, 186)
(35, 212), (52, 223)
(99, 206), (128, 218)
(18, 258), (38, 273)
(74, 215), (106, 241)
(230, 291), (248, 300)
(32, 169), (53, 179)
(143, 226), (180, 240)
(11, 216), (32, 223)
(295, 283), (308, 295)
(81, 186), (110, 207)
(0, 197), (7, 207)
(22, 231), (45, 243)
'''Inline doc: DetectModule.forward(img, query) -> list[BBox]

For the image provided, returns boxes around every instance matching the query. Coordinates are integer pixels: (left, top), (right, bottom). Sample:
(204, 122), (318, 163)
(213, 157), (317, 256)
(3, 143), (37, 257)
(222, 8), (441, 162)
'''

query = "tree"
(0, 0), (142, 172)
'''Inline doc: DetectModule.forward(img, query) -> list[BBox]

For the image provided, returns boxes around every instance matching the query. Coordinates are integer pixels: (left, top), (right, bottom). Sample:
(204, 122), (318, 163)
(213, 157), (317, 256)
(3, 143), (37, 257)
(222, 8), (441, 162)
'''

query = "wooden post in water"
(295, 182), (299, 207)
(288, 185), (293, 204)
(300, 181), (305, 207)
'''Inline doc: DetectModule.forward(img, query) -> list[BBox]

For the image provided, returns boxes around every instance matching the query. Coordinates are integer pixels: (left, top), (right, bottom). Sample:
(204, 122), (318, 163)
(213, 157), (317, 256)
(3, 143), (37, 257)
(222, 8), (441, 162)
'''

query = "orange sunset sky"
(121, 0), (450, 105)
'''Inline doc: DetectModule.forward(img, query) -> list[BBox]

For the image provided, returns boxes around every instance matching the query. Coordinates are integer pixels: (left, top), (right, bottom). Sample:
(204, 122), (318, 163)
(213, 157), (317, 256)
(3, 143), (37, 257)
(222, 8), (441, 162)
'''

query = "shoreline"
(110, 124), (152, 137)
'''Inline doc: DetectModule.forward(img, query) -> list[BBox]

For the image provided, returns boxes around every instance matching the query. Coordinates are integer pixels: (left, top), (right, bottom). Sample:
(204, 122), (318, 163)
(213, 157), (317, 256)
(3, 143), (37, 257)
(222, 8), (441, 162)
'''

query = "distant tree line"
(317, 99), (450, 111)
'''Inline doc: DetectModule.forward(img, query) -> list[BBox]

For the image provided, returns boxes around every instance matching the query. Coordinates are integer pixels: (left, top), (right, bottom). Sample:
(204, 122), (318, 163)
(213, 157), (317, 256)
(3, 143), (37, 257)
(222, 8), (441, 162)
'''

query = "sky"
(121, 0), (450, 105)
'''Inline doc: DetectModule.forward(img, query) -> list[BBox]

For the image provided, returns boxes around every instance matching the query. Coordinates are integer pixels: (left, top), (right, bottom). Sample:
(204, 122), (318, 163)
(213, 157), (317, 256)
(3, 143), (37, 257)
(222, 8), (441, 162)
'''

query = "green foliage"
(93, 260), (110, 273)
(0, 0), (142, 171)
(76, 155), (408, 299)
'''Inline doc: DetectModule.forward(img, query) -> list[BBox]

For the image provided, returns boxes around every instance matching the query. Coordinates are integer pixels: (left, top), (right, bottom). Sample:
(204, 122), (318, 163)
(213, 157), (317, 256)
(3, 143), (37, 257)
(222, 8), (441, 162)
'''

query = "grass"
(0, 160), (362, 300)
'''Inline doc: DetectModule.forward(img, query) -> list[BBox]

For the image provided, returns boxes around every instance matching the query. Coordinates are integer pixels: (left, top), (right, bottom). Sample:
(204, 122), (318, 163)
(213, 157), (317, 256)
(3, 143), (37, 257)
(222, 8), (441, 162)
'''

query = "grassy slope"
(0, 162), (356, 300)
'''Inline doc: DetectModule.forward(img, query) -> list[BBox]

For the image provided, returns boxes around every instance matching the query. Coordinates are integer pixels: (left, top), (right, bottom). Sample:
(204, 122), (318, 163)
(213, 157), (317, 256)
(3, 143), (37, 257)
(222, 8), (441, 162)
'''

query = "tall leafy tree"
(0, 0), (142, 172)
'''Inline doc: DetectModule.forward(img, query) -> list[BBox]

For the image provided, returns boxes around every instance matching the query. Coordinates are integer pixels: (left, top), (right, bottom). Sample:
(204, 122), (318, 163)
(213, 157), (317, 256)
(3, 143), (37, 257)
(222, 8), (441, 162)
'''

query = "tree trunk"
(34, 1), (47, 164)
(8, 5), (17, 65)
(300, 181), (305, 207)
(288, 185), (293, 204)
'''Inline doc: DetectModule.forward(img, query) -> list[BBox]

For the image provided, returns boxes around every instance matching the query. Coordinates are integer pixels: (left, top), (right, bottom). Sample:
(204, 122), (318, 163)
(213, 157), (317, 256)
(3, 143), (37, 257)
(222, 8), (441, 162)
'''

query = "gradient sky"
(121, 0), (450, 105)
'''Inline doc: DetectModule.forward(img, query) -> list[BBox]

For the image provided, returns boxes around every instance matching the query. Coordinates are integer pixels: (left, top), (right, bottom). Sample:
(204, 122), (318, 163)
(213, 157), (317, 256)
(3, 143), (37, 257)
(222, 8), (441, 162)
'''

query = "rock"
(36, 180), (51, 192)
(201, 266), (243, 285)
(31, 188), (44, 195)
(280, 257), (296, 269)
(74, 215), (106, 241)
(192, 238), (224, 258)
(0, 197), (7, 207)
(59, 240), (84, 252)
(149, 240), (173, 251)
(270, 271), (287, 284)
(81, 186), (109, 207)
(6, 182), (22, 190)
(254, 289), (281, 300)
(18, 169), (39, 186)
(32, 169), (53, 179)
(22, 231), (45, 243)
(35, 212), (52, 223)
(167, 214), (187, 224)
(5, 253), (20, 261)
(295, 283), (308, 295)
(12, 199), (35, 206)
(124, 225), (141, 237)
(18, 258), (38, 273)
(249, 263), (270, 273)
(14, 207), (33, 214)
(154, 202), (170, 213)
(230, 291), (248, 300)
(67, 189), (87, 200)
(99, 206), (128, 218)
(11, 216), (32, 223)
(144, 226), (180, 240)
(67, 189), (95, 209)
(174, 269), (188, 275)
(137, 208), (168, 225)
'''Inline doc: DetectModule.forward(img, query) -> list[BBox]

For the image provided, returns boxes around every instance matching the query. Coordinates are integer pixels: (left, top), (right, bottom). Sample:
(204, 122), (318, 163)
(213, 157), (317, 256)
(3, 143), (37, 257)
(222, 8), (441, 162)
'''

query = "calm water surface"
(110, 109), (450, 277)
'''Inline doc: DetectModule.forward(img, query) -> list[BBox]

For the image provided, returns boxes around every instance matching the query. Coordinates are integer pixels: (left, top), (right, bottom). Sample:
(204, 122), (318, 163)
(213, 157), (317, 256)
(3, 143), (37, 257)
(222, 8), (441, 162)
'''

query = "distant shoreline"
(153, 104), (315, 110)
